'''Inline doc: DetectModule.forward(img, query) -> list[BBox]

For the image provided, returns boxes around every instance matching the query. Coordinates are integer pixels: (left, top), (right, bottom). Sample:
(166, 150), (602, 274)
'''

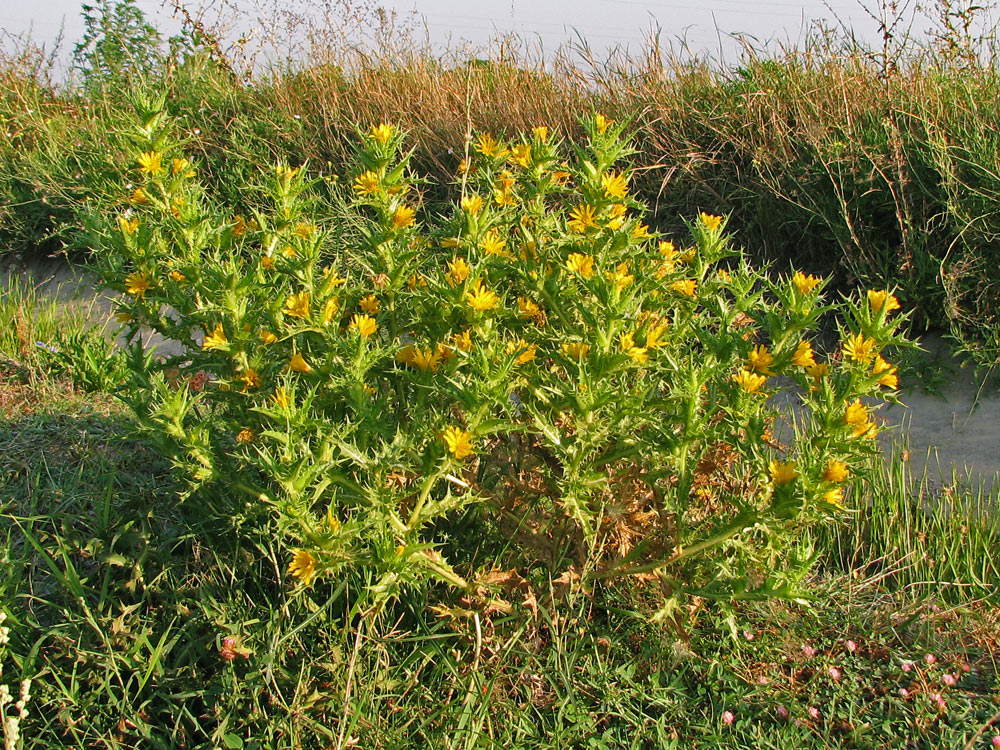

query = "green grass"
(2, 350), (999, 748)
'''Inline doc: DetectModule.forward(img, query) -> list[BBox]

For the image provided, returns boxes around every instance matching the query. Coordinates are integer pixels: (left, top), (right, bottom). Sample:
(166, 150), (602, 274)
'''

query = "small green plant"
(93, 94), (910, 628)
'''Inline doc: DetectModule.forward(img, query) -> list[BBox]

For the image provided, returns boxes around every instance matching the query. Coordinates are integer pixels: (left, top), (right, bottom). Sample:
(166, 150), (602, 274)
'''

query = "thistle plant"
(95, 95), (909, 622)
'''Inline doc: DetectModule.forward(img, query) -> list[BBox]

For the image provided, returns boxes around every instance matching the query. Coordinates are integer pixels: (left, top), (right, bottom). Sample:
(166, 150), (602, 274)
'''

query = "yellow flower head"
(137, 151), (163, 176)
(447, 257), (472, 286)
(734, 369), (767, 393)
(392, 205), (416, 230)
(511, 143), (532, 168)
(240, 368), (261, 391)
(872, 355), (898, 389)
(566, 253), (595, 279)
(460, 194), (484, 215)
(822, 486), (845, 508)
(288, 353), (312, 373)
(792, 271), (821, 296)
(118, 216), (139, 236)
(506, 339), (537, 365)
(792, 340), (816, 368)
(606, 263), (634, 292)
(359, 294), (380, 315)
(272, 387), (290, 410)
(699, 212), (723, 232)
(275, 164), (299, 181)
(822, 459), (850, 483)
(260, 329), (278, 344)
(532, 125), (549, 142)
(322, 297), (340, 326)
(618, 332), (648, 363)
(594, 114), (611, 134)
(130, 187), (149, 205)
(451, 329), (473, 352)
(806, 362), (829, 382)
(475, 133), (503, 158)
(283, 291), (311, 319)
(868, 289), (901, 314)
(659, 241), (677, 260)
(350, 314), (378, 338)
(410, 346), (442, 372)
(843, 332), (877, 364)
(168, 270), (186, 283)
(125, 271), (152, 298)
(171, 157), (195, 177)
(442, 426), (475, 459)
(671, 279), (697, 297)
(353, 170), (381, 196)
(288, 549), (317, 586)
(568, 204), (599, 234)
(517, 297), (543, 320)
(643, 320), (669, 349)
(493, 187), (516, 207)
(202, 323), (227, 351)
(601, 170), (629, 199)
(479, 229), (508, 256)
(465, 279), (500, 312)
(561, 341), (591, 361)
(369, 123), (397, 145)
(632, 222), (653, 239)
(236, 428), (255, 444)
(769, 460), (798, 486)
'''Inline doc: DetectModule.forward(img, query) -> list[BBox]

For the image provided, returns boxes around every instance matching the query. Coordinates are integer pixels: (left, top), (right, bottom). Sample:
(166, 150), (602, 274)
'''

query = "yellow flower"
(659, 241), (677, 260)
(632, 222), (653, 239)
(451, 329), (473, 352)
(872, 355), (898, 389)
(288, 549), (317, 586)
(369, 123), (397, 144)
(460, 194), (484, 215)
(202, 323), (228, 351)
(288, 353), (312, 373)
(769, 460), (798, 485)
(322, 297), (339, 325)
(272, 387), (290, 409)
(843, 332), (877, 364)
(475, 133), (503, 157)
(240, 368), (261, 391)
(442, 426), (475, 459)
(410, 347), (441, 371)
(566, 253), (595, 279)
(457, 158), (469, 174)
(822, 487), (844, 508)
(717, 269), (731, 283)
(671, 279), (697, 297)
(283, 291), (311, 319)
(551, 170), (571, 186)
(594, 114), (611, 134)
(567, 204), (599, 234)
(293, 222), (316, 240)
(606, 263), (634, 291)
(699, 212), (723, 232)
(137, 151), (163, 176)
(517, 297), (542, 320)
(168, 270), (186, 282)
(601, 170), (628, 199)
(260, 255), (275, 270)
(618, 332), (648, 363)
(465, 279), (500, 312)
(359, 294), (380, 315)
(171, 157), (195, 177)
(643, 321), (669, 349)
(822, 460), (850, 483)
(479, 229), (508, 256)
(447, 257), (471, 286)
(806, 362), (829, 382)
(392, 205), (416, 230)
(354, 170), (381, 196)
(506, 339), (537, 365)
(493, 188), (516, 207)
(734, 369), (767, 393)
(561, 341), (590, 360)
(350, 314), (378, 338)
(129, 187), (149, 205)
(868, 289), (901, 314)
(260, 330), (278, 344)
(792, 340), (816, 368)
(236, 428), (255, 444)
(532, 125), (549, 142)
(118, 216), (139, 235)
(276, 164), (300, 181)
(510, 143), (532, 168)
(792, 271), (821, 295)
(125, 271), (152, 298)
(844, 399), (876, 438)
